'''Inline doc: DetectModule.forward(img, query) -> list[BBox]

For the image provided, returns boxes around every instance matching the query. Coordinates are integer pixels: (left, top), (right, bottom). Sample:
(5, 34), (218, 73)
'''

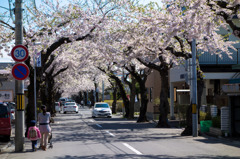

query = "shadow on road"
(49, 154), (240, 159)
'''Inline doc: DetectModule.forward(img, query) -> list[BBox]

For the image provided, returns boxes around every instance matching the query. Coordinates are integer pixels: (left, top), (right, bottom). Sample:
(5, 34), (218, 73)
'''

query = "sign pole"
(15, 0), (25, 152)
(34, 54), (37, 121)
(192, 39), (198, 137)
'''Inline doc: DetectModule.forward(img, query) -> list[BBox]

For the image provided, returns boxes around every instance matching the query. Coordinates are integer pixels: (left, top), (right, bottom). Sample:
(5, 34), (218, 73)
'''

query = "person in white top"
(38, 105), (51, 151)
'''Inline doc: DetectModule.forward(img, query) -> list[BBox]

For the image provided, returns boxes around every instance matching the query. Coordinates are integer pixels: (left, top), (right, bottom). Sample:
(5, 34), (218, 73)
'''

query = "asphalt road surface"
(1, 107), (240, 159)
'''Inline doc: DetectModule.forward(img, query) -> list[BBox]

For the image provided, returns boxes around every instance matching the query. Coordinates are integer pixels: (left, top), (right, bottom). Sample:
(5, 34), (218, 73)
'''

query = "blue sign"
(36, 54), (41, 67)
(12, 63), (29, 80)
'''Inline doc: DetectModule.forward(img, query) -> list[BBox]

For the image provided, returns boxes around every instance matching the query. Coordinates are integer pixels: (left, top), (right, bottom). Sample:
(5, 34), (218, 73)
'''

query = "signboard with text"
(0, 90), (13, 102)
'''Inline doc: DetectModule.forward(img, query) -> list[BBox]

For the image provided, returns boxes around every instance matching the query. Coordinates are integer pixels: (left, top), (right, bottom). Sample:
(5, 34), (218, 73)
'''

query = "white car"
(55, 102), (61, 113)
(63, 102), (78, 114)
(92, 102), (112, 118)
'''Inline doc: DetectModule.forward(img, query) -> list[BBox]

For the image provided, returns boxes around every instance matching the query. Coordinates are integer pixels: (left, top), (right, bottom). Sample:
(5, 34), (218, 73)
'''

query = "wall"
(145, 69), (161, 119)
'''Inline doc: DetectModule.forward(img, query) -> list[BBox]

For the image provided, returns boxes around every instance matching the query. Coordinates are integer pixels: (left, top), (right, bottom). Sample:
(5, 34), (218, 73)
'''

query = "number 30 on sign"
(11, 45), (29, 62)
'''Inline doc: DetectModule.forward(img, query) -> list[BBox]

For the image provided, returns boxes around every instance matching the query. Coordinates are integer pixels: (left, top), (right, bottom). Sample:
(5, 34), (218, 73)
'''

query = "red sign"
(12, 63), (30, 80)
(11, 45), (29, 62)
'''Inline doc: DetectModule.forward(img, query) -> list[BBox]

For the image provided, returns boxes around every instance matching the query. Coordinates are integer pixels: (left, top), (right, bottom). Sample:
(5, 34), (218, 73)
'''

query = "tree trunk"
(112, 84), (117, 114)
(25, 72), (35, 137)
(108, 74), (130, 118)
(129, 77), (136, 119)
(84, 92), (88, 106)
(137, 84), (148, 122)
(46, 77), (55, 116)
(156, 70), (170, 128)
(116, 80), (129, 118)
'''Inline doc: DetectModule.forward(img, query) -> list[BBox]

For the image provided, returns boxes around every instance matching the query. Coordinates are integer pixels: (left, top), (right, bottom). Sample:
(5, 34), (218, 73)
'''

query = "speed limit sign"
(11, 45), (29, 62)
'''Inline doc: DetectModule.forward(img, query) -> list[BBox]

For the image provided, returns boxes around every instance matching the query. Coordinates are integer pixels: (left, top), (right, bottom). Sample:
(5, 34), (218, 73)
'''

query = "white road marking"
(89, 120), (94, 123)
(105, 131), (115, 137)
(96, 124), (102, 128)
(123, 143), (142, 155)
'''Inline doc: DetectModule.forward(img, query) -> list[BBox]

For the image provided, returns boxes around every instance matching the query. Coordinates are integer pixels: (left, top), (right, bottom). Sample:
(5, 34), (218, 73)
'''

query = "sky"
(0, 0), (162, 62)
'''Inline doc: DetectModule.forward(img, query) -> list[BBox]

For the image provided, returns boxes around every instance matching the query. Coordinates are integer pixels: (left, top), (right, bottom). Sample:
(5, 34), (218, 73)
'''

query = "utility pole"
(15, 0), (25, 151)
(191, 39), (198, 137)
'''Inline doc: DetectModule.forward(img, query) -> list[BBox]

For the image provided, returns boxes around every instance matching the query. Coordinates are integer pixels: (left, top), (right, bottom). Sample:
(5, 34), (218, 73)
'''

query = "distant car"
(0, 102), (11, 141)
(10, 108), (15, 123)
(63, 102), (78, 114)
(5, 102), (15, 123)
(92, 102), (112, 118)
(55, 102), (61, 113)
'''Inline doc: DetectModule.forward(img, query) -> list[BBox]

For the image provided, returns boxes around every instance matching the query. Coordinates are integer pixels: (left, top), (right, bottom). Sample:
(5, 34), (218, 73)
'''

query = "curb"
(0, 141), (12, 153)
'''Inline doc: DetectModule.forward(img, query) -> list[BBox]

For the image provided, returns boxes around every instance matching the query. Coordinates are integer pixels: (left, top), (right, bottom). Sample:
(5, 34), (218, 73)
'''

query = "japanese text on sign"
(0, 90), (13, 102)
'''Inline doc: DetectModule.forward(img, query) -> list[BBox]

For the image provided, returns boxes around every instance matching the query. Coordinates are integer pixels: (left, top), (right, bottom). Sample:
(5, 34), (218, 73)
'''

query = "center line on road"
(96, 124), (102, 128)
(123, 143), (142, 155)
(106, 131), (115, 137)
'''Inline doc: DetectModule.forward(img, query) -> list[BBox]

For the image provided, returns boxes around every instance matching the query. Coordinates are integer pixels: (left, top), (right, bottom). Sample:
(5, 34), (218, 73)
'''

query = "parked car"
(55, 102), (61, 113)
(92, 102), (112, 118)
(7, 102), (15, 123)
(0, 102), (11, 141)
(63, 102), (78, 114)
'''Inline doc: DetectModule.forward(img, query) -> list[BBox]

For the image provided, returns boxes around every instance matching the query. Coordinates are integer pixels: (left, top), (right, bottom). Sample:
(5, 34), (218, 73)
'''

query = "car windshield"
(65, 102), (75, 106)
(0, 104), (9, 118)
(95, 103), (109, 108)
(55, 103), (59, 106)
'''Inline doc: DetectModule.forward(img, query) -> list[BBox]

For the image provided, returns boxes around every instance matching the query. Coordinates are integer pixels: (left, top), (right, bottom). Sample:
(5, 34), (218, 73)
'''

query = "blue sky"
(0, 0), (162, 62)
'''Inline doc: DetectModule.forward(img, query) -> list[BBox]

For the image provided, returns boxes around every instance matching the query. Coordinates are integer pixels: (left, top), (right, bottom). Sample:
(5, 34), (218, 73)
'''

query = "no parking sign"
(11, 45), (30, 80)
(12, 63), (30, 80)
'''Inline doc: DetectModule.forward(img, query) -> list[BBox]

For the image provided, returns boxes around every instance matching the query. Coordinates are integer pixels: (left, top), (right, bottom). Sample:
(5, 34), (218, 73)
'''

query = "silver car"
(63, 102), (78, 114)
(92, 102), (112, 118)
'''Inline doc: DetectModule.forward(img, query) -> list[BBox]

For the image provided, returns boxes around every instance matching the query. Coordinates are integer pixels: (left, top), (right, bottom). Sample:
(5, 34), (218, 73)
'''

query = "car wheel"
(92, 116), (96, 118)
(4, 135), (10, 142)
(76, 111), (78, 113)
(107, 116), (112, 118)
(64, 111), (66, 114)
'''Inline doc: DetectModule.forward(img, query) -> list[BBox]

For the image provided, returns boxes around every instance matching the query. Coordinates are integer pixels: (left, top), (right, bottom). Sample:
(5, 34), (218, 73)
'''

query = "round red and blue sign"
(12, 63), (30, 80)
(11, 45), (29, 62)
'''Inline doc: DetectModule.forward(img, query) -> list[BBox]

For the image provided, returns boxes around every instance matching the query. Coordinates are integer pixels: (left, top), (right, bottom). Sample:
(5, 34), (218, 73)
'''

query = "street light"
(33, 42), (41, 121)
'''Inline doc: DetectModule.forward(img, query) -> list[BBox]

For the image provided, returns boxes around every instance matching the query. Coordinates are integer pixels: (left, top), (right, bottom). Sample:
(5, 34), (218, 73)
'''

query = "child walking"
(27, 120), (41, 151)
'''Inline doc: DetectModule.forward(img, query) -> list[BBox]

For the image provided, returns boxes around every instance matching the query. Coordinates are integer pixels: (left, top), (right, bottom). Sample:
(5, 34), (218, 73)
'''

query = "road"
(0, 106), (240, 159)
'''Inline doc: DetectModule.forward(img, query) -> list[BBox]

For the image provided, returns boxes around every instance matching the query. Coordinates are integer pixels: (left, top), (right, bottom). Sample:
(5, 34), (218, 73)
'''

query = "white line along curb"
(123, 143), (142, 155)
(106, 131), (115, 137)
(96, 124), (102, 128)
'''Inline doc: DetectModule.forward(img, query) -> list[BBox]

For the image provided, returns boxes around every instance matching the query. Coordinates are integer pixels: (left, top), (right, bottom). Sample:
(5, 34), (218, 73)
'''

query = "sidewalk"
(0, 140), (12, 153)
(0, 123), (15, 153)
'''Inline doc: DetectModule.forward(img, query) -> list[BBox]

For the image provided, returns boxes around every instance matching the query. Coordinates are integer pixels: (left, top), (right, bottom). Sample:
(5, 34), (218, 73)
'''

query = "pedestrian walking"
(27, 120), (41, 152)
(38, 105), (51, 151)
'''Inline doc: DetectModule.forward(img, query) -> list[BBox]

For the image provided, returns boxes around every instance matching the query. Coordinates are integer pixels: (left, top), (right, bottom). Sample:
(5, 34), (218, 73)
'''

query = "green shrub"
(199, 111), (206, 121)
(212, 116), (221, 128)
(154, 98), (160, 106)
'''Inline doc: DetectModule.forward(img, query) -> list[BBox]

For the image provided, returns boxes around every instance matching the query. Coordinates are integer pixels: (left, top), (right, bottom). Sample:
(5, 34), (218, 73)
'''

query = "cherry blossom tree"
(207, 0), (240, 38)
(0, 0), (128, 123)
(107, 0), (237, 127)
